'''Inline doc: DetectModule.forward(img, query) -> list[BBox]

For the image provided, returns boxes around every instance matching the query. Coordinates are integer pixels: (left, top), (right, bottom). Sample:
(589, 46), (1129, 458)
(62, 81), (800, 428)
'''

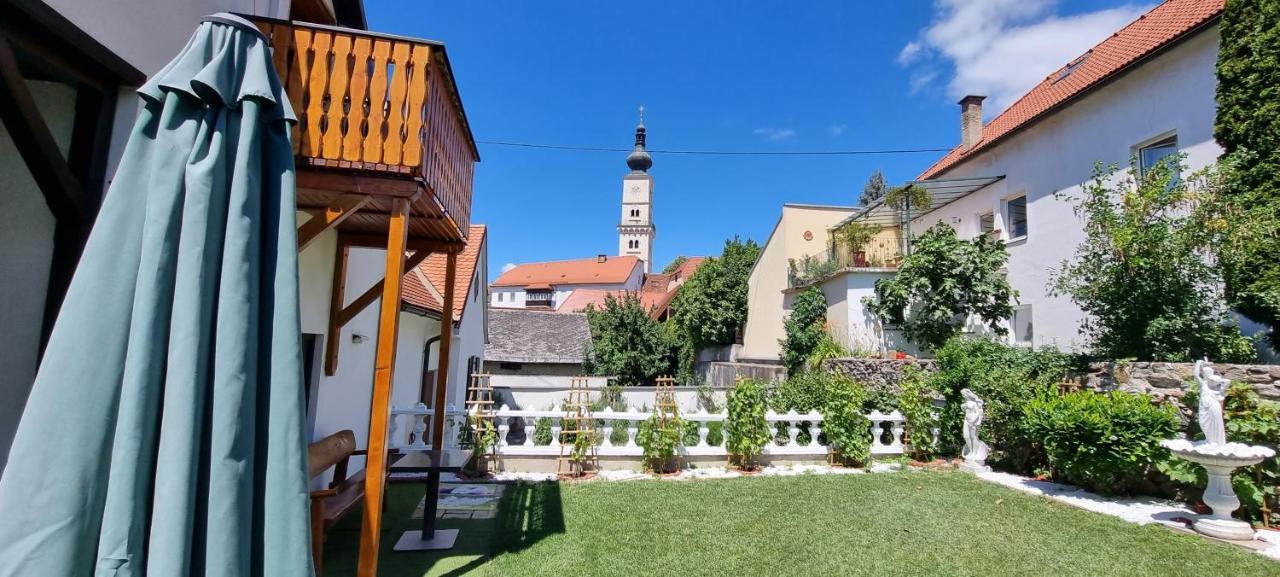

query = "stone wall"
(819, 358), (1280, 404)
(1073, 362), (1280, 402)
(821, 358), (939, 394)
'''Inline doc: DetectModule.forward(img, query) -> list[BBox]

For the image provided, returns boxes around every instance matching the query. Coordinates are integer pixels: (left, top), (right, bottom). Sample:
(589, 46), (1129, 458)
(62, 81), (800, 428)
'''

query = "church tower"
(618, 107), (656, 273)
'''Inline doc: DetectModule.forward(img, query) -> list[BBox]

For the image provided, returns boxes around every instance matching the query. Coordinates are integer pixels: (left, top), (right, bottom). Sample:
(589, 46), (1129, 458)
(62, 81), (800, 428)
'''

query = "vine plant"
(636, 413), (683, 473)
(726, 379), (772, 470)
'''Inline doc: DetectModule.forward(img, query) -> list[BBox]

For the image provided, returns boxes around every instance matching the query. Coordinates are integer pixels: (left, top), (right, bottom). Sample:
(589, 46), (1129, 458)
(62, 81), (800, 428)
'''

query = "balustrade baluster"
(697, 422), (709, 448)
(626, 420), (639, 448)
(787, 419), (800, 448)
(550, 418), (562, 448)
(388, 409), (401, 449)
(602, 420), (615, 448)
(497, 416), (509, 449)
(523, 416), (536, 447)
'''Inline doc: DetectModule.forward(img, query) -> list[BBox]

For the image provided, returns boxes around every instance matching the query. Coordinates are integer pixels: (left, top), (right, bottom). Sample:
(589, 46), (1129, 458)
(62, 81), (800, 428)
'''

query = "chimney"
(959, 95), (986, 149)
(597, 254), (607, 263)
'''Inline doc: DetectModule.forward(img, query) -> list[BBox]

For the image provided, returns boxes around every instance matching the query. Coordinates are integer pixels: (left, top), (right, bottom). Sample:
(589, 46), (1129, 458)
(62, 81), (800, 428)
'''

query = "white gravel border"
(489, 462), (902, 484)
(975, 470), (1279, 560)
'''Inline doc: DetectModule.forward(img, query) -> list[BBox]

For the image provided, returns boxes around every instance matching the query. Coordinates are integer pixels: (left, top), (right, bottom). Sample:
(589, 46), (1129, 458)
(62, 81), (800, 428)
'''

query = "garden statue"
(959, 389), (990, 472)
(1194, 358), (1228, 445)
(1162, 358), (1275, 541)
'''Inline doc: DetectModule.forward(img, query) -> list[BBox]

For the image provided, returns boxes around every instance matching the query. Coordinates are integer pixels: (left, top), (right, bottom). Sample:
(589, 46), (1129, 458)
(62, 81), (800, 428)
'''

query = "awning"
(834, 175), (1005, 228)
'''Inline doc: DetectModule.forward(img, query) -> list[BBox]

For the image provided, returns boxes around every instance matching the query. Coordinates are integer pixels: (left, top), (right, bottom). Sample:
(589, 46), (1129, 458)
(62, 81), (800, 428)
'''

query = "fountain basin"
(1161, 439), (1275, 541)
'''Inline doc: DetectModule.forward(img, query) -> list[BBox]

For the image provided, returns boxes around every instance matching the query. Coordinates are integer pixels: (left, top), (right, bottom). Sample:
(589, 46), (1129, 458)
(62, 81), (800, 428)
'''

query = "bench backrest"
(307, 430), (357, 479)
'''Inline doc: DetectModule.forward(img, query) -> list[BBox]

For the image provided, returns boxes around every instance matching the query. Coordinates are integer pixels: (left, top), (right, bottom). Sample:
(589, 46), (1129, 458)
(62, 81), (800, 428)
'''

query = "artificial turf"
(324, 471), (1278, 577)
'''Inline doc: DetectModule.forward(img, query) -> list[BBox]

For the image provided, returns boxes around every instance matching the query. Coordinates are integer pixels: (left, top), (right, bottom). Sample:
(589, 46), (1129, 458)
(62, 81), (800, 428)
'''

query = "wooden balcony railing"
(252, 18), (478, 240)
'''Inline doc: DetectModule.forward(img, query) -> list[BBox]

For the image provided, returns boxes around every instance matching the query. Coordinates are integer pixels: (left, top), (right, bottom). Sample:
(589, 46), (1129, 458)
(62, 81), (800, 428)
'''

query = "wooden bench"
(307, 430), (376, 576)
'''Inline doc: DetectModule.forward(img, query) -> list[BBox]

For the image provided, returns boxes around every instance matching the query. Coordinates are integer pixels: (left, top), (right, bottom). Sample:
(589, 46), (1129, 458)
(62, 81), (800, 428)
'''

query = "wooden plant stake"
(654, 376), (682, 473)
(556, 377), (598, 478)
(465, 373), (497, 472)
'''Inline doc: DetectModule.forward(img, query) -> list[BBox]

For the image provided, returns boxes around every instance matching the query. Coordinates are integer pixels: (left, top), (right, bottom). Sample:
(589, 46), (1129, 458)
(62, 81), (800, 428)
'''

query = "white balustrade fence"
(486, 405), (908, 458)
(388, 403), (465, 450)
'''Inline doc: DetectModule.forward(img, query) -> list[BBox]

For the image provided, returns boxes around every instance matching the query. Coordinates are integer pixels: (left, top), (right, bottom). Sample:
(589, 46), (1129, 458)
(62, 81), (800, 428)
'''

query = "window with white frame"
(496, 292), (503, 302)
(1006, 196), (1028, 240)
(1138, 134), (1179, 183)
(1012, 305), (1033, 345)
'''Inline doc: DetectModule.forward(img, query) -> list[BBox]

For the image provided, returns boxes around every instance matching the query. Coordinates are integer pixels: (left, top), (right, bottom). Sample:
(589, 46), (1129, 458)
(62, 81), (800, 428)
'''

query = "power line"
(475, 139), (952, 156)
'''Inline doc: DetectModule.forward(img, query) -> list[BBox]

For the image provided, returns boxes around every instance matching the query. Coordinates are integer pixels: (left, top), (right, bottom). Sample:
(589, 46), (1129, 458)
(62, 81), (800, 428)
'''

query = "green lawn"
(325, 471), (1277, 577)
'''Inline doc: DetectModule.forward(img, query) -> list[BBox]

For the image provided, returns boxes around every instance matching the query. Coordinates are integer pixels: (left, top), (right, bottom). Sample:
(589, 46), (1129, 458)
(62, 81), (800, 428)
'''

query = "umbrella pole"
(356, 197), (411, 577)
(423, 252), (457, 535)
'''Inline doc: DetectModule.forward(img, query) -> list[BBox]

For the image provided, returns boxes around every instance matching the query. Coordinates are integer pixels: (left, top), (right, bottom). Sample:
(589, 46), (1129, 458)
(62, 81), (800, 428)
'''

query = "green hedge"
(1023, 391), (1179, 495)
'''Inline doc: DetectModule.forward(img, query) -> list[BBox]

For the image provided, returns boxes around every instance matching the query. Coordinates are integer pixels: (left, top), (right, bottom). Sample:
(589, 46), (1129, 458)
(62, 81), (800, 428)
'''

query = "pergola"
(252, 17), (479, 576)
(833, 175), (1004, 254)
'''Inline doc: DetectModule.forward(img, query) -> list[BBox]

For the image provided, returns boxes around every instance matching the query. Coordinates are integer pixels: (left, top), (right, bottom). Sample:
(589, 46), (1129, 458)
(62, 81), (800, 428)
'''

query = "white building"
(743, 0), (1228, 360)
(489, 254), (645, 310)
(300, 224), (489, 479)
(907, 0), (1224, 351)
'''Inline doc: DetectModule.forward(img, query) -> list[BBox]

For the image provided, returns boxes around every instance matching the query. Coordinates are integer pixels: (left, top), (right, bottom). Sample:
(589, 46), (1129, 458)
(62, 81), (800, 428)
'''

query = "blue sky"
(365, 1), (1151, 280)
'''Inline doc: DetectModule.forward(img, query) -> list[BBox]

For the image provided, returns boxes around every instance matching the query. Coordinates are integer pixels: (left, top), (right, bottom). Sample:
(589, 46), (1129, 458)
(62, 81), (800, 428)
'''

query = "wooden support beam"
(340, 232), (463, 254)
(357, 197), (411, 577)
(323, 240), (349, 376)
(296, 169), (422, 198)
(336, 249), (431, 326)
(430, 251), (458, 451)
(0, 33), (86, 222)
(297, 193), (373, 252)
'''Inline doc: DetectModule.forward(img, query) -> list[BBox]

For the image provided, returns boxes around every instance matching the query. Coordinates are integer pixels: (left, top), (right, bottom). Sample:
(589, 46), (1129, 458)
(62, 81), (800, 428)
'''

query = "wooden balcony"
(251, 18), (478, 242)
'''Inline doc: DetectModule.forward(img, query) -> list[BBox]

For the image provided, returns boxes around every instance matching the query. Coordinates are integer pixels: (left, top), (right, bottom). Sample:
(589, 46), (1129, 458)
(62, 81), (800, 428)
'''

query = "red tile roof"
(555, 289), (674, 318)
(491, 255), (642, 288)
(918, 0), (1223, 180)
(402, 224), (486, 322)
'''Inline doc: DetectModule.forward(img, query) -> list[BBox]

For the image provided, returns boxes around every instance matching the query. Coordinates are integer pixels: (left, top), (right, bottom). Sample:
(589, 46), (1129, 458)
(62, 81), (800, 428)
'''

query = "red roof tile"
(492, 255), (642, 288)
(918, 0), (1223, 180)
(402, 224), (486, 322)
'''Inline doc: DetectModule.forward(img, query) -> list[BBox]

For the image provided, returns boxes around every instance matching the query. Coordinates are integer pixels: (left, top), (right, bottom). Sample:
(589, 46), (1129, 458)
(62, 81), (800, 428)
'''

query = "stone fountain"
(1161, 359), (1275, 541)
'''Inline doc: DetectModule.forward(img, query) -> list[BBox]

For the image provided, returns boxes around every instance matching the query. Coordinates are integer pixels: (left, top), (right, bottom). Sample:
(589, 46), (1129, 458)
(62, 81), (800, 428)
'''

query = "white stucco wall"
(0, 81), (76, 468)
(913, 27), (1223, 352)
(45, 0), (294, 197)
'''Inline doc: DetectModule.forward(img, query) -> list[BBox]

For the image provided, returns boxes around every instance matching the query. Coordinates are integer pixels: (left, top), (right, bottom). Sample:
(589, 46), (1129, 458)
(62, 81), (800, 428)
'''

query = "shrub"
(823, 378), (871, 466)
(898, 366), (939, 462)
(806, 330), (853, 372)
(865, 223), (1016, 351)
(584, 293), (668, 386)
(636, 413), (683, 473)
(780, 287), (827, 375)
(1023, 391), (1179, 495)
(931, 336), (1071, 473)
(1162, 382), (1280, 524)
(726, 379), (772, 469)
(772, 371), (842, 413)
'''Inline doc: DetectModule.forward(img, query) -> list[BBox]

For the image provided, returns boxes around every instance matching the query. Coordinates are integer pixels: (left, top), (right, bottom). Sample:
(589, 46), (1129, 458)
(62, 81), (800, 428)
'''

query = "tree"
(1213, 0), (1280, 348)
(670, 237), (761, 371)
(780, 286), (827, 375)
(584, 293), (668, 386)
(859, 170), (887, 206)
(1051, 159), (1255, 362)
(865, 223), (1015, 351)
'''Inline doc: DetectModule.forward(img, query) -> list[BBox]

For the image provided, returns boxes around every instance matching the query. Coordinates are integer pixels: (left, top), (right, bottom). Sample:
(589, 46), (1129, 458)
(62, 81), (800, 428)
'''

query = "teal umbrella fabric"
(0, 14), (312, 577)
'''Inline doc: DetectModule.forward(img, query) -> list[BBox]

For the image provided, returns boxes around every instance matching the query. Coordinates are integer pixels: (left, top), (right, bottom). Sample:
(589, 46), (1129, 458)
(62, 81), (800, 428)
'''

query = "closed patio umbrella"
(0, 14), (312, 577)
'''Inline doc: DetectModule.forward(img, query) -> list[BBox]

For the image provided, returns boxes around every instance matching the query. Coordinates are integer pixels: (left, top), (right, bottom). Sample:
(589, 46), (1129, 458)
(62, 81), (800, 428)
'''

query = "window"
(978, 212), (995, 236)
(1012, 305), (1033, 345)
(1006, 196), (1027, 239)
(1138, 134), (1179, 181)
(496, 292), (503, 302)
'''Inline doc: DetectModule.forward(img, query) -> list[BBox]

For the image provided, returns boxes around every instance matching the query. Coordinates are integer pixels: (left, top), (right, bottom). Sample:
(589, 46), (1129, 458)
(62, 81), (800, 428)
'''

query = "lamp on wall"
(352, 333), (368, 344)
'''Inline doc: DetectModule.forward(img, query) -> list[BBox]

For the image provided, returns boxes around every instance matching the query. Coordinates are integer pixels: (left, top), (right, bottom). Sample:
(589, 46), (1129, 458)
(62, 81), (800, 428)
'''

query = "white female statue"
(960, 388), (989, 469)
(1195, 359), (1229, 446)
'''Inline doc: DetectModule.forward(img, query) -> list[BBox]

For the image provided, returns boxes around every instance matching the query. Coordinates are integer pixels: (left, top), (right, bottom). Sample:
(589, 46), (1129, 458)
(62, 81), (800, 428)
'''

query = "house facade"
(741, 204), (859, 362)
(0, 0), (365, 468)
(910, 0), (1225, 351)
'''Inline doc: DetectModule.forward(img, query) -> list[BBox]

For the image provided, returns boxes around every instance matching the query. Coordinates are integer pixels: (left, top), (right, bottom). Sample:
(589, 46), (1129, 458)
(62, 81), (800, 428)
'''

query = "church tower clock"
(618, 107), (656, 273)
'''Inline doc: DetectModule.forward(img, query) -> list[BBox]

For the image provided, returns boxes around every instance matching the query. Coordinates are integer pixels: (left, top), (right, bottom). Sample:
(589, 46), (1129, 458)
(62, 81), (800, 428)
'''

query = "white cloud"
(900, 0), (1152, 112)
(898, 41), (923, 65)
(753, 127), (797, 142)
(502, 262), (517, 273)
(828, 124), (848, 136)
